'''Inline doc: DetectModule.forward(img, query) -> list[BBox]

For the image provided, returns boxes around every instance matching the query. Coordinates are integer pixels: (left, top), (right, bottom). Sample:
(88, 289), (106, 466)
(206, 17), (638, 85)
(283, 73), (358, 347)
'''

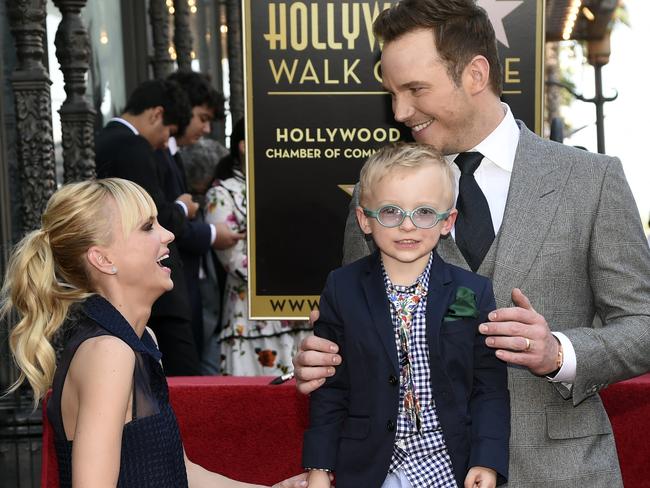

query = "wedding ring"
(524, 338), (531, 352)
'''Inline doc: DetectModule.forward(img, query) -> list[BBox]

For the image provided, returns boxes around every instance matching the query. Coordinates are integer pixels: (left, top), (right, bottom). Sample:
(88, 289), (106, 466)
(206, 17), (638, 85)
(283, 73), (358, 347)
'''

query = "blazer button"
(387, 419), (395, 432)
(388, 374), (398, 386)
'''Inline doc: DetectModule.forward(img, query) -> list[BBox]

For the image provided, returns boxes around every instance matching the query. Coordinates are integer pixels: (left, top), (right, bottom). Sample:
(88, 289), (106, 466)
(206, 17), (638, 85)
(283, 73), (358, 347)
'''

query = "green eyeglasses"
(363, 205), (451, 229)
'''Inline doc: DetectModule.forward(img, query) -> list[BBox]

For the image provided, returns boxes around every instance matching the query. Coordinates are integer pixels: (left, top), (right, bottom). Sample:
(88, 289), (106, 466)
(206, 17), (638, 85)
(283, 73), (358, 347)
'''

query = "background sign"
(244, 0), (544, 318)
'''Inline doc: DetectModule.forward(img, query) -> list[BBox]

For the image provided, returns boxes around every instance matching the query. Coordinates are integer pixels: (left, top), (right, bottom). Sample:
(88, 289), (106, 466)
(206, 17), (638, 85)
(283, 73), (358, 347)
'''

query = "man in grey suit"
(293, 0), (650, 486)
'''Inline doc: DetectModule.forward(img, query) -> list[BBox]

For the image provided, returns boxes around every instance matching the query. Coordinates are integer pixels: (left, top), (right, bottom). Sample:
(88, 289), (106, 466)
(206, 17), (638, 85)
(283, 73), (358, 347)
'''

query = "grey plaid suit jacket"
(342, 123), (650, 487)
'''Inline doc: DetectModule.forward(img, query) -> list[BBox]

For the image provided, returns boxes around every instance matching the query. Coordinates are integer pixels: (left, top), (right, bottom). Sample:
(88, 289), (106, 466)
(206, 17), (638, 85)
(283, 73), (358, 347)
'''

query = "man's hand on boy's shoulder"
(293, 311), (342, 395)
(464, 466), (497, 488)
(479, 288), (560, 376)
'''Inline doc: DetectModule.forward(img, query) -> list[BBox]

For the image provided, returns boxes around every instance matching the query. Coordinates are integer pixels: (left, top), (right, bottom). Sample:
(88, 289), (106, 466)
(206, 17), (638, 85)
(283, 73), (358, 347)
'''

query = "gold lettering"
(357, 128), (371, 142)
(324, 59), (340, 84)
(339, 127), (356, 141)
(311, 3), (326, 50)
(342, 3), (360, 49)
(290, 128), (304, 142)
(326, 3), (343, 49)
(276, 128), (288, 142)
(505, 57), (521, 84)
(264, 3), (287, 50)
(344, 59), (361, 84)
(373, 128), (387, 142)
(290, 3), (308, 51)
(299, 59), (320, 83)
(268, 59), (299, 83)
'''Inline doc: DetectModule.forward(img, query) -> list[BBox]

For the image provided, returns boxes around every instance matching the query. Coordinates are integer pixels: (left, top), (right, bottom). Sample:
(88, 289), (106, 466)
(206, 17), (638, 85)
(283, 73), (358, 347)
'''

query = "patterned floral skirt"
(217, 276), (312, 376)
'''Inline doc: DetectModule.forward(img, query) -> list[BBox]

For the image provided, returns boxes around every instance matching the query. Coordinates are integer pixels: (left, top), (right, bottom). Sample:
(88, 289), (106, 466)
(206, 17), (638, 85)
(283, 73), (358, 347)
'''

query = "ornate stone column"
(226, 0), (244, 122)
(149, 0), (174, 79)
(53, 0), (96, 182)
(6, 0), (57, 233)
(173, 0), (194, 72)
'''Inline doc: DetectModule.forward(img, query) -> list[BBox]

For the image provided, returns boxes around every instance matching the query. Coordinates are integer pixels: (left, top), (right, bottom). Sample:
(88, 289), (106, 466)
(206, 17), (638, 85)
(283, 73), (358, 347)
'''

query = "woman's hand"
(271, 472), (309, 488)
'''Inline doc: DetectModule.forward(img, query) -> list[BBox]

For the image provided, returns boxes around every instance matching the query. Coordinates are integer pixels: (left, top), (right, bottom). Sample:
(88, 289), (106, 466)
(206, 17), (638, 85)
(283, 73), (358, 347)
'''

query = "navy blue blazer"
(303, 250), (509, 488)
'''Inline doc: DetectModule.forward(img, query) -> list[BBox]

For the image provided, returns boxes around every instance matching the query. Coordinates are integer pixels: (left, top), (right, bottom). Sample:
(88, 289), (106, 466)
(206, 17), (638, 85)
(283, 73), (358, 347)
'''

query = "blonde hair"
(1, 178), (157, 406)
(358, 142), (455, 208)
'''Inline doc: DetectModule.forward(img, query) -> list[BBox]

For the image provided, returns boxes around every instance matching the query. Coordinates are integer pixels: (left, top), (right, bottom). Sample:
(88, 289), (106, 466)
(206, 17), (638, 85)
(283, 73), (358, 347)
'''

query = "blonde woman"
(1, 178), (308, 488)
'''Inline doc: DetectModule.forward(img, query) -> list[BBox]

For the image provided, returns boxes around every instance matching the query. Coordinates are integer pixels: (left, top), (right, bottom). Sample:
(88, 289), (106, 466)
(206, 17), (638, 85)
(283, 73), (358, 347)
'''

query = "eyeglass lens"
(378, 206), (439, 228)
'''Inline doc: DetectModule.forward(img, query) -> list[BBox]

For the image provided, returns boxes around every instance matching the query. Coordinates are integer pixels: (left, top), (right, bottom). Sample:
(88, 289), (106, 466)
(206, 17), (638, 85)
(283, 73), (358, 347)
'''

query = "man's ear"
(439, 208), (458, 236)
(86, 246), (116, 275)
(356, 206), (373, 235)
(464, 55), (490, 95)
(149, 105), (165, 124)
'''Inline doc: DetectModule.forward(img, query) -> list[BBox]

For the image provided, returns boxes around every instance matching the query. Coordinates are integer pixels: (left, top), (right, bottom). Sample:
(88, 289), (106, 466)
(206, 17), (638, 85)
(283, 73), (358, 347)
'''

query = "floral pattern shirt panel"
(205, 171), (248, 281)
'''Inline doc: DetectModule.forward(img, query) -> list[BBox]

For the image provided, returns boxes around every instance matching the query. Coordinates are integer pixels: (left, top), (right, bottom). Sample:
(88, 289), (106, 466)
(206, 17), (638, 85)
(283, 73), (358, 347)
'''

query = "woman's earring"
(111, 266), (118, 275)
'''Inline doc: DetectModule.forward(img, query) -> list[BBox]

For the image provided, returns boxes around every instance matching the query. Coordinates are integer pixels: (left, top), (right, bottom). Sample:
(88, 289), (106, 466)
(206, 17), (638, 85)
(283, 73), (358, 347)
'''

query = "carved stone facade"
(173, 0), (194, 71)
(149, 0), (174, 79)
(53, 0), (96, 182)
(7, 0), (57, 233)
(226, 0), (244, 122)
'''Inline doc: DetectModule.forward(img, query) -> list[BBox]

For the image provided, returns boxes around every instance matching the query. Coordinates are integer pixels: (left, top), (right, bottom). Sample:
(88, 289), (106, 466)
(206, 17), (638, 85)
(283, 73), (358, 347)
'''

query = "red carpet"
(42, 375), (650, 487)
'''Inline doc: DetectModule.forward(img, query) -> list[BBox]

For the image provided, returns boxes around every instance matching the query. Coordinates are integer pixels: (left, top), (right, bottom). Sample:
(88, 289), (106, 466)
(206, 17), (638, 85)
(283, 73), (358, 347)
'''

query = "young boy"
(302, 143), (509, 488)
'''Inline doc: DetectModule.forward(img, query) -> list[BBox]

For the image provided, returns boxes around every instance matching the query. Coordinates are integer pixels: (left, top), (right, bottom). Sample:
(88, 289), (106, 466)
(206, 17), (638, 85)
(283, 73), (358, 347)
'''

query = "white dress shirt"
(110, 116), (139, 135)
(446, 104), (576, 383)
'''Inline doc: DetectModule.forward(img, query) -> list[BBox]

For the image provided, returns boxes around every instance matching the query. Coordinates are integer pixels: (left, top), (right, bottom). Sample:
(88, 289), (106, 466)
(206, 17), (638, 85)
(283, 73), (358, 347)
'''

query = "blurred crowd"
(95, 70), (311, 376)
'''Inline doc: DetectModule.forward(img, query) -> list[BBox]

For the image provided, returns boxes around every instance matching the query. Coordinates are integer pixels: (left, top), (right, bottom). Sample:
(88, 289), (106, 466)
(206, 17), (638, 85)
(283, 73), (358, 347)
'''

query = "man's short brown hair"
(374, 0), (502, 95)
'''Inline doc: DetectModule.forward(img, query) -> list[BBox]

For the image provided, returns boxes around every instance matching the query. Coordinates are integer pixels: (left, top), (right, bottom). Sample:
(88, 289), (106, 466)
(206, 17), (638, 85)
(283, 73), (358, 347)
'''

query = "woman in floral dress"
(205, 119), (311, 376)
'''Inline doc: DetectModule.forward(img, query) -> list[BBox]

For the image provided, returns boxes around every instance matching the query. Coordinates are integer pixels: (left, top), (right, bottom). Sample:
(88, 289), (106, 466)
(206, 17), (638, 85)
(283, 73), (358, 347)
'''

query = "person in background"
(205, 118), (312, 375)
(157, 70), (241, 368)
(293, 0), (650, 486)
(1, 178), (309, 488)
(181, 137), (230, 374)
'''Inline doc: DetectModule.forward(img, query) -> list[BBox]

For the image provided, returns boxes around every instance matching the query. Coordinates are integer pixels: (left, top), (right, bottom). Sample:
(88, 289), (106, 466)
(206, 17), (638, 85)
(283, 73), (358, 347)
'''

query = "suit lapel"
(425, 253), (455, 359)
(173, 152), (189, 191)
(361, 252), (399, 372)
(491, 123), (571, 305)
(436, 236), (468, 270)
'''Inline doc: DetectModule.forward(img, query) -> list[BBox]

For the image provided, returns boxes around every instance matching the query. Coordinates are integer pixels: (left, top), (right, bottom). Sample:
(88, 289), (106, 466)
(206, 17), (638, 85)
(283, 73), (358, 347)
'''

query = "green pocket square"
(443, 286), (479, 322)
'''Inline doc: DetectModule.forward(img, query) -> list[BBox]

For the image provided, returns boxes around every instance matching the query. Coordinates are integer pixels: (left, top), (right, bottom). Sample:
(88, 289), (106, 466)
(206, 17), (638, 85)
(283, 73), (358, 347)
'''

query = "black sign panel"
(244, 0), (543, 318)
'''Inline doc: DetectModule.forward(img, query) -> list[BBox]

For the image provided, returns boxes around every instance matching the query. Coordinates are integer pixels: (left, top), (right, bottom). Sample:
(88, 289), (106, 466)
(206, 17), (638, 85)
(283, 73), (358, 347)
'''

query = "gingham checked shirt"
(382, 254), (457, 488)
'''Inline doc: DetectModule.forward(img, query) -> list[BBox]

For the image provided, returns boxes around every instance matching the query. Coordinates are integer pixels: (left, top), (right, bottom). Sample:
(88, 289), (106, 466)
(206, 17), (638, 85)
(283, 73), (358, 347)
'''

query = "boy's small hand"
(464, 466), (496, 488)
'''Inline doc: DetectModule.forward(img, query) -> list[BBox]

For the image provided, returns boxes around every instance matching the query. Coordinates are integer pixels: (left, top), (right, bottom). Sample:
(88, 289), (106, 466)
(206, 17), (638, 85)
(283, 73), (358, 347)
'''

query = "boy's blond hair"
(358, 142), (455, 208)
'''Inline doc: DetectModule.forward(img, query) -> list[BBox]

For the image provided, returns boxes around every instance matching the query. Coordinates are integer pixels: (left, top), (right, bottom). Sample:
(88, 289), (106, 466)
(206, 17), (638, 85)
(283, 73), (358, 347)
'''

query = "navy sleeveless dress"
(47, 295), (189, 487)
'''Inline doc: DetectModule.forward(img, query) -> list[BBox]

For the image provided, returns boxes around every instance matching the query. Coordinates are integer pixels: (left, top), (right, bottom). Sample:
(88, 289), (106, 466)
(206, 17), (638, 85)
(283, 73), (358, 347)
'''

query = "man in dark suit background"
(156, 70), (243, 372)
(95, 79), (202, 376)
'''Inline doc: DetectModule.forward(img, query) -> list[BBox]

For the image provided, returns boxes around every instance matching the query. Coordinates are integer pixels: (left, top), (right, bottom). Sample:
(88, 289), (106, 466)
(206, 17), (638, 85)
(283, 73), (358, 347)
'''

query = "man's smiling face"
(381, 28), (478, 156)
